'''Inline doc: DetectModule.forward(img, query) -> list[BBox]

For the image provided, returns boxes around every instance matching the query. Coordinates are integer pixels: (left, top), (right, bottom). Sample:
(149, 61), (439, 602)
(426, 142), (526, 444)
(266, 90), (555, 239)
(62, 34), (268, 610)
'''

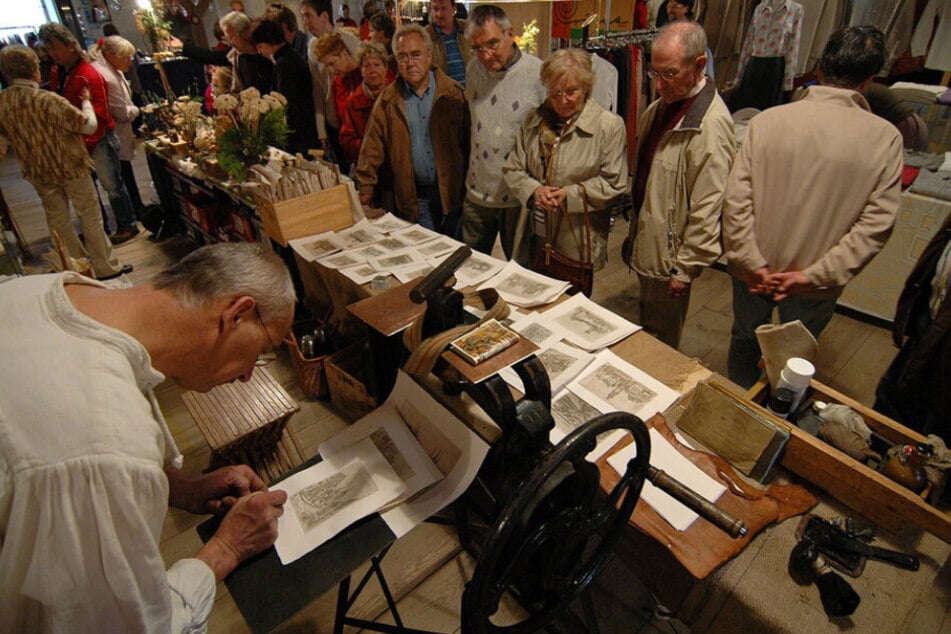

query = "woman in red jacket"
(339, 41), (394, 168)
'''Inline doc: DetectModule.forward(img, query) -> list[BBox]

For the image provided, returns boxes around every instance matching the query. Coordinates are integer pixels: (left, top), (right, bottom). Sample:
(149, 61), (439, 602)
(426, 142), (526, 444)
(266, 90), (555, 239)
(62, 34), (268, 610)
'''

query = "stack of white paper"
(607, 428), (726, 531)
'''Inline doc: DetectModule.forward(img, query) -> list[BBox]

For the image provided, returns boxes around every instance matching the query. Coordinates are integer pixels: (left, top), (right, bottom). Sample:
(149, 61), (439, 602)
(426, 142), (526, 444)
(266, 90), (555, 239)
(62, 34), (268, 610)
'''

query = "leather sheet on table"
(597, 413), (816, 579)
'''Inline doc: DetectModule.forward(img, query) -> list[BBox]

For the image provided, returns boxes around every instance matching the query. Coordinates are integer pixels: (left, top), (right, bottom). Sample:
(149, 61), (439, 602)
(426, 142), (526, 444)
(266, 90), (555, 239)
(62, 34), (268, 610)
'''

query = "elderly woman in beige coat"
(503, 48), (629, 271)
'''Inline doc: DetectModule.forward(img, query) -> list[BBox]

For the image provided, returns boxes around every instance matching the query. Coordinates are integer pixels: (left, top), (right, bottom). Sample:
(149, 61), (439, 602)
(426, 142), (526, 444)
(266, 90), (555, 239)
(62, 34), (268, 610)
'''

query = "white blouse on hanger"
(911, 0), (951, 72)
(735, 0), (804, 91)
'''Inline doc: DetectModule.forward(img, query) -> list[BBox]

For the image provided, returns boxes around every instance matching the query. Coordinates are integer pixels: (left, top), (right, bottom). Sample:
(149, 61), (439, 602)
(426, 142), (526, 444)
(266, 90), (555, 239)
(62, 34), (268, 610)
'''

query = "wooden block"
(256, 183), (355, 246)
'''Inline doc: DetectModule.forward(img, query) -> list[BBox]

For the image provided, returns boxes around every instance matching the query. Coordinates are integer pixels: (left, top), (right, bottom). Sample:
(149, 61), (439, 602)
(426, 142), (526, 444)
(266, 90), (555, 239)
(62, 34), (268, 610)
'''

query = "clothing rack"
(582, 28), (658, 50)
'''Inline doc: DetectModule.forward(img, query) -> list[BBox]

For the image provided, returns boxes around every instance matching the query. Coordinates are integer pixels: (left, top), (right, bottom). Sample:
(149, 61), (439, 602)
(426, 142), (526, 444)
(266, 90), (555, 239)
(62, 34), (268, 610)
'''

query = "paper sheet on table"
(607, 428), (726, 531)
(548, 389), (625, 461)
(318, 397), (444, 510)
(288, 231), (345, 262)
(567, 349), (680, 421)
(275, 438), (405, 564)
(380, 372), (490, 537)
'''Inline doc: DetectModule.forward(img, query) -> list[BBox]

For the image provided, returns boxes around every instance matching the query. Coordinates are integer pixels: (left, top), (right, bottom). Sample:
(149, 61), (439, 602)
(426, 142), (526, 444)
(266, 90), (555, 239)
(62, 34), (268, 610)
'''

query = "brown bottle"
(882, 443), (932, 493)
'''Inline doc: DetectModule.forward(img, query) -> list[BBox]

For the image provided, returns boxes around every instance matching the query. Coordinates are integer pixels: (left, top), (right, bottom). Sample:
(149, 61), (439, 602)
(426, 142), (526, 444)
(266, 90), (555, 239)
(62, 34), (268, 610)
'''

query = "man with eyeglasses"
(356, 24), (469, 234)
(0, 243), (295, 631)
(461, 4), (546, 261)
(622, 21), (735, 349)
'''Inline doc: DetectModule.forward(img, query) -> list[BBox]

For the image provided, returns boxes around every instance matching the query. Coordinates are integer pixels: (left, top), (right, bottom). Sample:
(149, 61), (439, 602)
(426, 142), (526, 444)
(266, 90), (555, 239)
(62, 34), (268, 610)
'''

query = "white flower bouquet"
(214, 88), (290, 181)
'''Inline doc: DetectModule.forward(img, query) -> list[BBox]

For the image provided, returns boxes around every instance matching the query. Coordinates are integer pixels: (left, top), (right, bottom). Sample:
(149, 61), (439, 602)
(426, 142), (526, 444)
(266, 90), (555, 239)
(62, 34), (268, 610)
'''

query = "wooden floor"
(3, 147), (949, 633)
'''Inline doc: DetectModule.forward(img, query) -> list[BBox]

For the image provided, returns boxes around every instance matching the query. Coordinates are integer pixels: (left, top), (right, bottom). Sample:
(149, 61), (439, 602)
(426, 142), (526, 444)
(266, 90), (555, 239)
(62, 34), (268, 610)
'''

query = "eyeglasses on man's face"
(647, 67), (681, 81)
(253, 304), (278, 367)
(396, 50), (427, 64)
(471, 38), (502, 56)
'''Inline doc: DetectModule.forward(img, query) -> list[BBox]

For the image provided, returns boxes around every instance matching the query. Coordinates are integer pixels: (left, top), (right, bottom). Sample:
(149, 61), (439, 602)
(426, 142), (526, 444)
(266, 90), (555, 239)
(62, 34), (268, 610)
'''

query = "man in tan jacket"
(625, 22), (735, 349)
(723, 26), (902, 387)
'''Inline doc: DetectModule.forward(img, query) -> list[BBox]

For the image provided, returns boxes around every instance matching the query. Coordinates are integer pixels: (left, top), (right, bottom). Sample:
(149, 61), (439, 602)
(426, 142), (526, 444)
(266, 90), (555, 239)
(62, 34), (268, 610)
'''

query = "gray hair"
(0, 45), (39, 82)
(153, 243), (296, 324)
(656, 20), (707, 61)
(220, 10), (252, 37)
(465, 5), (511, 40)
(394, 24), (432, 52)
(541, 48), (595, 96)
(38, 22), (85, 59)
(356, 40), (389, 66)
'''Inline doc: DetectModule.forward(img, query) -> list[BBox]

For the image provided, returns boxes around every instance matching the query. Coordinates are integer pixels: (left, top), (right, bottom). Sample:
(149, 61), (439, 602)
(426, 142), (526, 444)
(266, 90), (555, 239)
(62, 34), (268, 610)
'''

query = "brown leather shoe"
(110, 227), (140, 245)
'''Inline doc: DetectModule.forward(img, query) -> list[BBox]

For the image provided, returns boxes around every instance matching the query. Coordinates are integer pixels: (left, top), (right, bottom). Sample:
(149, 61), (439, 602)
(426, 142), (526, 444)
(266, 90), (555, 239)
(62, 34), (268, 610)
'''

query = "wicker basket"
(285, 331), (332, 399)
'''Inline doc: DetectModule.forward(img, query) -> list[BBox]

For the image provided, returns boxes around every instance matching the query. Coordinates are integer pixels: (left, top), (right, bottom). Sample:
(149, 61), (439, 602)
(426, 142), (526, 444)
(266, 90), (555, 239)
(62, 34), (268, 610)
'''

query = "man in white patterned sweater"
(462, 4), (546, 260)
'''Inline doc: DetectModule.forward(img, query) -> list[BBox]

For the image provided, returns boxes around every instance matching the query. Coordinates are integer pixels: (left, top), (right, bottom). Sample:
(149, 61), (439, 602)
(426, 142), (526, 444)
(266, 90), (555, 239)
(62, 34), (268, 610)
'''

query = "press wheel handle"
(647, 465), (748, 538)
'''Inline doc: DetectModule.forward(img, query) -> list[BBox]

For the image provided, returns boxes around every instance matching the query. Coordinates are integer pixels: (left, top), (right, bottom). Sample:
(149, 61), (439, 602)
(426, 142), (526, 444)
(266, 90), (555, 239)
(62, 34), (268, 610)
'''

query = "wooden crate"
(181, 367), (302, 482)
(747, 378), (951, 542)
(326, 341), (377, 422)
(256, 183), (356, 246)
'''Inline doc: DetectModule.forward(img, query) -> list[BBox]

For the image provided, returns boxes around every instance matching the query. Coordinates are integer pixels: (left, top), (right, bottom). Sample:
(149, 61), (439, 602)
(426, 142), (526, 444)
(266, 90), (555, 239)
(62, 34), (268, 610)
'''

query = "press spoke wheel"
(462, 412), (652, 634)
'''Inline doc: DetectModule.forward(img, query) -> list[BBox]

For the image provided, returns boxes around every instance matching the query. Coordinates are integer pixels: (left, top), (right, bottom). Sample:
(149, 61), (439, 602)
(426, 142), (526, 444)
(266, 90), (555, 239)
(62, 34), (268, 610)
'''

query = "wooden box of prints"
(181, 367), (302, 482)
(746, 377), (951, 542)
(256, 183), (356, 246)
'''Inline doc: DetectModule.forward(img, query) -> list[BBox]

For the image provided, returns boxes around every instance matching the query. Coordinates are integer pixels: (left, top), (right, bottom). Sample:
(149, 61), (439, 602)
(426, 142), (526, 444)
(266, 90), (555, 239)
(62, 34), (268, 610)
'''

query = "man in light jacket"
(624, 21), (736, 349)
(723, 25), (902, 387)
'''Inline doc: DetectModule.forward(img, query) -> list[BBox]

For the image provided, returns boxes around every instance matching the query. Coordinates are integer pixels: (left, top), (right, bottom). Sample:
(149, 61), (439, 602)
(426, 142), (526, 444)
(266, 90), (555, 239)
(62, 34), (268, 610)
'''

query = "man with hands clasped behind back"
(722, 25), (902, 388)
(0, 243), (292, 633)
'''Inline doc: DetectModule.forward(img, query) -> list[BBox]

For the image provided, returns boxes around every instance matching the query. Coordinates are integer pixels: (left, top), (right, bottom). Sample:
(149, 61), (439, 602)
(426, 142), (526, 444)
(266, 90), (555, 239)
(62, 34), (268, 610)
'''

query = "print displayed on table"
(541, 293), (640, 351)
(340, 263), (385, 284)
(548, 389), (624, 461)
(393, 261), (436, 284)
(288, 231), (345, 262)
(392, 224), (442, 245)
(510, 312), (570, 349)
(336, 219), (385, 248)
(368, 248), (425, 271)
(480, 260), (571, 308)
(498, 340), (594, 397)
(568, 349), (680, 421)
(317, 251), (362, 269)
(275, 437), (404, 564)
(348, 243), (390, 261)
(417, 236), (465, 259)
(439, 250), (505, 287)
(375, 236), (414, 252)
(370, 212), (413, 233)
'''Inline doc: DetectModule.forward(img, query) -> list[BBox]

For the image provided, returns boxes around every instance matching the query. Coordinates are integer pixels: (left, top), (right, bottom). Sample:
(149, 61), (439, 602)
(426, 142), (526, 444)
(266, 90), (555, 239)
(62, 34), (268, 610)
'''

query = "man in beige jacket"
(723, 26), (902, 387)
(625, 21), (735, 348)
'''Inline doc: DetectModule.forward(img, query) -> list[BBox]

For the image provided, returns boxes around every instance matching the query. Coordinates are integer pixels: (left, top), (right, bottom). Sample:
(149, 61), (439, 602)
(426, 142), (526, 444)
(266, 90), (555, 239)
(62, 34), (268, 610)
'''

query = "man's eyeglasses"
(253, 304), (278, 367)
(396, 50), (427, 64)
(471, 38), (502, 56)
(647, 67), (681, 81)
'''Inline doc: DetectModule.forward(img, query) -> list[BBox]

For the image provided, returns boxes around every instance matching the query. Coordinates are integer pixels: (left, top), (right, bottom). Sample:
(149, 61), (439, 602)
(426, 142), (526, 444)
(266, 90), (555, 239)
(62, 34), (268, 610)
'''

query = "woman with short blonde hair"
(90, 35), (146, 215)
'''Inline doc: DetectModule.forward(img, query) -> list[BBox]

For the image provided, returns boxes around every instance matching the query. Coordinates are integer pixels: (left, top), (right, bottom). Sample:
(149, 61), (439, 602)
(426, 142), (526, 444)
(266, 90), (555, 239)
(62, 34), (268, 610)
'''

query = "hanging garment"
(590, 52), (620, 114)
(911, 0), (951, 72)
(731, 56), (786, 111)
(734, 0), (804, 91)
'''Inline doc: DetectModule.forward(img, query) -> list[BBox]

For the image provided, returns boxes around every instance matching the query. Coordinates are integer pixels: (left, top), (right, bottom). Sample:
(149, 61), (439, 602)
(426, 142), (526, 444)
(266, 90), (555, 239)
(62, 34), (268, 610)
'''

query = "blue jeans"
(415, 185), (460, 237)
(91, 129), (137, 232)
(727, 278), (837, 388)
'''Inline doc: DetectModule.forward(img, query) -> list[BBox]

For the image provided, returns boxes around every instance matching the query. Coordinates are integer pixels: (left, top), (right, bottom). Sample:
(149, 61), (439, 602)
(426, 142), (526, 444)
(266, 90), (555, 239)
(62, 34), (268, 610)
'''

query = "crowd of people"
(2, 1), (947, 630)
